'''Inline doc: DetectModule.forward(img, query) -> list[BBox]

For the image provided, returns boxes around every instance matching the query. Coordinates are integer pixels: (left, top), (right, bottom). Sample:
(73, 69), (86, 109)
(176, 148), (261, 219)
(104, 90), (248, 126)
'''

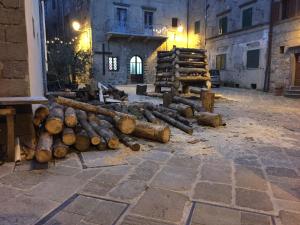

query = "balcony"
(105, 19), (168, 41)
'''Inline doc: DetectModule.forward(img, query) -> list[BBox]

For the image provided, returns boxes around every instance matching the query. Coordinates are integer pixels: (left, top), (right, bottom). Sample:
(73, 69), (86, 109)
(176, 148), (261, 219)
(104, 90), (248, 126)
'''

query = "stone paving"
(0, 87), (300, 225)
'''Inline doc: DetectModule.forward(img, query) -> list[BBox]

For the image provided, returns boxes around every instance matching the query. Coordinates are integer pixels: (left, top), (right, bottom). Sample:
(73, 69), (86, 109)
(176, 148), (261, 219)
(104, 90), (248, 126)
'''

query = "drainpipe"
(205, 1), (209, 46)
(263, 0), (275, 92)
(187, 0), (190, 48)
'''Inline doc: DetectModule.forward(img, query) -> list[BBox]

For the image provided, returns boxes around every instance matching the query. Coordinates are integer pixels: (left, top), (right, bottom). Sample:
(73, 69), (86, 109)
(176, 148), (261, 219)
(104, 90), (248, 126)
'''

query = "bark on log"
(62, 128), (76, 146)
(152, 111), (193, 135)
(53, 138), (69, 158)
(113, 114), (136, 135)
(173, 96), (203, 112)
(144, 109), (160, 124)
(178, 76), (210, 82)
(175, 68), (207, 74)
(196, 112), (222, 128)
(132, 120), (170, 143)
(174, 54), (206, 60)
(33, 105), (49, 127)
(75, 129), (90, 152)
(47, 91), (77, 98)
(64, 107), (78, 127)
(113, 128), (141, 151)
(89, 120), (119, 149)
(36, 131), (53, 163)
(201, 91), (215, 113)
(45, 104), (64, 134)
(76, 110), (101, 145)
(168, 103), (194, 118)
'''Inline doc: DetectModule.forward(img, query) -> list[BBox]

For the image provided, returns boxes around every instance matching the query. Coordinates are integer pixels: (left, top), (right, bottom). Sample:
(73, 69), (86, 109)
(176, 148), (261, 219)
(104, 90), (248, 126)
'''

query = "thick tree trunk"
(76, 110), (101, 145)
(53, 138), (69, 159)
(168, 103), (194, 118)
(62, 128), (76, 145)
(45, 104), (64, 134)
(144, 109), (160, 124)
(173, 96), (203, 112)
(36, 131), (53, 163)
(196, 112), (222, 128)
(64, 107), (77, 127)
(201, 90), (215, 113)
(113, 114), (136, 135)
(152, 111), (193, 135)
(33, 105), (49, 127)
(75, 129), (90, 152)
(132, 120), (170, 143)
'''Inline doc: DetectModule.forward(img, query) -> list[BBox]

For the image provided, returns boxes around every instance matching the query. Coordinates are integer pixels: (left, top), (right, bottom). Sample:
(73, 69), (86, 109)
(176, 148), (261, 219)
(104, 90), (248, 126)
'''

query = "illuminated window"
(108, 57), (118, 71)
(130, 56), (143, 75)
(216, 54), (226, 70)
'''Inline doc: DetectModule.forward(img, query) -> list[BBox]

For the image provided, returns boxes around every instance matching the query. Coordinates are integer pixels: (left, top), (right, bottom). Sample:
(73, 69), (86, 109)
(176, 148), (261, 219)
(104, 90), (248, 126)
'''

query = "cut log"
(173, 96), (203, 112)
(64, 107), (78, 127)
(113, 114), (136, 135)
(132, 120), (170, 143)
(168, 103), (194, 118)
(175, 48), (206, 54)
(144, 109), (160, 124)
(118, 134), (141, 151)
(88, 113), (114, 129)
(76, 110), (101, 145)
(45, 104), (64, 134)
(89, 120), (120, 149)
(36, 131), (53, 163)
(53, 138), (69, 158)
(145, 92), (163, 98)
(33, 105), (49, 127)
(175, 68), (207, 74)
(152, 111), (193, 135)
(196, 112), (222, 128)
(47, 91), (77, 98)
(201, 90), (215, 113)
(62, 128), (76, 145)
(75, 129), (90, 152)
(178, 76), (210, 82)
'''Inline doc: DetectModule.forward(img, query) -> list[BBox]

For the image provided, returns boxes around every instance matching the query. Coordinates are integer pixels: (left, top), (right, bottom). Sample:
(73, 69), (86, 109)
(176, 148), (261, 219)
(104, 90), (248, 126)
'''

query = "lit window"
(194, 20), (201, 34)
(108, 57), (118, 71)
(130, 56), (143, 75)
(216, 54), (226, 70)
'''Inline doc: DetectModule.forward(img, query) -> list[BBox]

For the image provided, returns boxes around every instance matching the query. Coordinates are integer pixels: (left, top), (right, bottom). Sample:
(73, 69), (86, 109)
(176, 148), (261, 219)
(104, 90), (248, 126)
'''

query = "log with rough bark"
(132, 120), (170, 143)
(75, 129), (90, 152)
(173, 96), (203, 112)
(36, 131), (53, 163)
(196, 112), (222, 128)
(175, 48), (206, 54)
(152, 111), (193, 135)
(201, 90), (215, 113)
(53, 138), (69, 158)
(168, 103), (194, 118)
(175, 68), (207, 75)
(62, 128), (76, 145)
(89, 120), (119, 149)
(97, 138), (108, 151)
(64, 107), (78, 127)
(174, 61), (207, 68)
(45, 104), (64, 134)
(145, 92), (163, 98)
(33, 105), (49, 127)
(76, 110), (101, 145)
(144, 109), (160, 124)
(47, 91), (77, 98)
(56, 97), (136, 134)
(118, 133), (141, 151)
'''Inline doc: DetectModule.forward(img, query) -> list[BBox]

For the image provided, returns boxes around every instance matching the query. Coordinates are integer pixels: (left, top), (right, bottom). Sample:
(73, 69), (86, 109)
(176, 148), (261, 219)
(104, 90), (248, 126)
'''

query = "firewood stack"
(155, 47), (211, 94)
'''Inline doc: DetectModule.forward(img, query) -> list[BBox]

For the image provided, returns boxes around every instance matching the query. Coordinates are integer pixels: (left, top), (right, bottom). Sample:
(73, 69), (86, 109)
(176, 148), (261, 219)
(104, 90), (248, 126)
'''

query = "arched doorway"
(130, 56), (144, 83)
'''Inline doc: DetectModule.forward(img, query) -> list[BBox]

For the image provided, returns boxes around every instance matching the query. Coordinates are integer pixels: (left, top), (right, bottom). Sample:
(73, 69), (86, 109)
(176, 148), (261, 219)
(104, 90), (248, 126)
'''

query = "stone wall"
(0, 0), (30, 97)
(270, 17), (300, 90)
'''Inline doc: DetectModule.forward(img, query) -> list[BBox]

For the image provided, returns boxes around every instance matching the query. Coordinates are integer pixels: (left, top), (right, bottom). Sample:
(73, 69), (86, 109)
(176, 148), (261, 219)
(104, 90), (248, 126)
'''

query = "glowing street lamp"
(177, 25), (184, 33)
(72, 21), (81, 31)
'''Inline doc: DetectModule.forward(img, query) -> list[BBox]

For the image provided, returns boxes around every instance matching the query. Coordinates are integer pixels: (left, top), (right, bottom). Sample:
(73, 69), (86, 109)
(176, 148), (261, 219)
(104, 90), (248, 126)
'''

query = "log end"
(117, 116), (136, 134)
(54, 147), (68, 159)
(108, 137), (120, 149)
(62, 134), (76, 146)
(160, 126), (171, 143)
(35, 150), (52, 163)
(45, 118), (64, 134)
(130, 143), (141, 151)
(97, 142), (108, 151)
(91, 136), (101, 146)
(74, 136), (90, 152)
(65, 118), (77, 128)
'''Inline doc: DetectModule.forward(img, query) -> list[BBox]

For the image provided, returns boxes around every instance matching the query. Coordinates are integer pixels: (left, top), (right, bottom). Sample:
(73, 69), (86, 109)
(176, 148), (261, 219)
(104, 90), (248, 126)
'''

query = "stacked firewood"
(155, 47), (211, 94)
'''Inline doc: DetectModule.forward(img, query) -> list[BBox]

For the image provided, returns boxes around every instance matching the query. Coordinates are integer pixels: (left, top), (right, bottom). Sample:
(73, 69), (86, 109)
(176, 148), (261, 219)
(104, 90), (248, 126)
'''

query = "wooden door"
(295, 54), (300, 86)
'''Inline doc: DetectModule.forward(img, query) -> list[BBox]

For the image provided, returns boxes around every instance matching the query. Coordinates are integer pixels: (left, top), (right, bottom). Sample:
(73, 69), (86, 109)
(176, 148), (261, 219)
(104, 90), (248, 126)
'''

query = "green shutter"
(247, 49), (260, 68)
(242, 8), (253, 28)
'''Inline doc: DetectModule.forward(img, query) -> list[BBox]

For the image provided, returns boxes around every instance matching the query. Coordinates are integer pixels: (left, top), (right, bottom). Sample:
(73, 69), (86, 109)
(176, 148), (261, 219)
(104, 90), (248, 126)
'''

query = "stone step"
(285, 90), (300, 95)
(289, 86), (300, 91)
(284, 93), (300, 98)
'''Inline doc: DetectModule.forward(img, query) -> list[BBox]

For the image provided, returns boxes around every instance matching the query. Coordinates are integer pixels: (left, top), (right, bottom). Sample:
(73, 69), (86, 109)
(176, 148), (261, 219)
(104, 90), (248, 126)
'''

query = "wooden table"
(0, 96), (48, 162)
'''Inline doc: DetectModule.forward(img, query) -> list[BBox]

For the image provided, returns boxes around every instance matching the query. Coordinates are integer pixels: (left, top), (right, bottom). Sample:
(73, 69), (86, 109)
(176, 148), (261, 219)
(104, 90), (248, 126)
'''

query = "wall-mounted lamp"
(72, 21), (81, 31)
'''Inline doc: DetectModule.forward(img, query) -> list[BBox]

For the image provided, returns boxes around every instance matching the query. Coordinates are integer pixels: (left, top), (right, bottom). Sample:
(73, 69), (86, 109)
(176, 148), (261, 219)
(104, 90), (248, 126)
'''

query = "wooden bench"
(0, 96), (48, 162)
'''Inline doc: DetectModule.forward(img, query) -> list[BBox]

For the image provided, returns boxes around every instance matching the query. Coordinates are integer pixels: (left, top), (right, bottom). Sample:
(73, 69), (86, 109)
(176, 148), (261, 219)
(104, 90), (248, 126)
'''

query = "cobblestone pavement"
(0, 87), (300, 225)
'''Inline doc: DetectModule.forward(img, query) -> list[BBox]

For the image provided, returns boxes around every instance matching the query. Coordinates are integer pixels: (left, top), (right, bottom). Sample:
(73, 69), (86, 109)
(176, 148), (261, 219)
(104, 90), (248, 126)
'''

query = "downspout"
(263, 0), (275, 92)
(187, 0), (190, 48)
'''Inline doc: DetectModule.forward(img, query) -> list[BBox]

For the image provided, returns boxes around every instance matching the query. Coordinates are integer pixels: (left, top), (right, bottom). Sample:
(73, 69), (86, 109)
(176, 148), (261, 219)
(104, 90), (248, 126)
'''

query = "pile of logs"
(155, 47), (211, 94)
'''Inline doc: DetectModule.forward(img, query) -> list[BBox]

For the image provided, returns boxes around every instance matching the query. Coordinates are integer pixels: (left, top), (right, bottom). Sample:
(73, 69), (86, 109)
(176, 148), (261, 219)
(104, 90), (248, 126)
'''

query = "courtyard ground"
(0, 86), (299, 225)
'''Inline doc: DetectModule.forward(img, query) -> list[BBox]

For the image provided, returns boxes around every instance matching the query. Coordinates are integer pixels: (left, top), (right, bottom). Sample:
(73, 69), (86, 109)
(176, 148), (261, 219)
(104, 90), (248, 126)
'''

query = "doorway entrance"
(130, 56), (144, 83)
(295, 54), (300, 86)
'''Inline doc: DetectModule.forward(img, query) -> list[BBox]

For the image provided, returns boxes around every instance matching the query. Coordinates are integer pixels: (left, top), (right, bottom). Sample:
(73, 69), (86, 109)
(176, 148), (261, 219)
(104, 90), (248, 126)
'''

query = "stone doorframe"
(290, 47), (300, 86)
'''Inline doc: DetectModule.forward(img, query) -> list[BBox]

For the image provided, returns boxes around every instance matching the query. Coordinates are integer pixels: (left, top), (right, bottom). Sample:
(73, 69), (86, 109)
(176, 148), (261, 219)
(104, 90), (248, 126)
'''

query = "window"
(216, 54), (226, 70)
(247, 49), (260, 69)
(52, 0), (56, 10)
(130, 56), (143, 75)
(108, 57), (118, 71)
(282, 0), (297, 19)
(194, 20), (201, 34)
(172, 18), (178, 28)
(144, 11), (153, 29)
(117, 8), (127, 29)
(242, 8), (253, 28)
(219, 17), (228, 34)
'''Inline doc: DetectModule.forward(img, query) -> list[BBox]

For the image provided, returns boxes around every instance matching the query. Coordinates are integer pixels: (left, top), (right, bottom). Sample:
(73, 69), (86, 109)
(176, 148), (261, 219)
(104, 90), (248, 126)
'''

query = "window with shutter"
(219, 17), (228, 34)
(216, 54), (226, 70)
(247, 49), (260, 69)
(271, 2), (281, 23)
(195, 20), (201, 34)
(242, 8), (253, 28)
(282, 0), (297, 19)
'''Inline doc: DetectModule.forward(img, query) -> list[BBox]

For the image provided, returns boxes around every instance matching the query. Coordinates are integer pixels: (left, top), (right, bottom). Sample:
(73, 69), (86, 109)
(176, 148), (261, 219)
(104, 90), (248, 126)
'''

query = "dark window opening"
(247, 49), (260, 69)
(144, 11), (154, 29)
(280, 46), (285, 54)
(219, 17), (228, 34)
(52, 0), (56, 10)
(172, 18), (178, 27)
(108, 57), (119, 71)
(117, 8), (127, 29)
(194, 20), (201, 34)
(242, 7), (253, 28)
(216, 54), (226, 70)
(282, 0), (297, 19)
